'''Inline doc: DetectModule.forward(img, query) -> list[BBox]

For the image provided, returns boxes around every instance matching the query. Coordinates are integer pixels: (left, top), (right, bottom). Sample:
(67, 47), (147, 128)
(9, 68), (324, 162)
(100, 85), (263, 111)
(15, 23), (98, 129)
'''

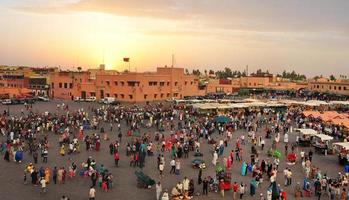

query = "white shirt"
(89, 188), (96, 198)
(40, 179), (46, 188)
(170, 160), (175, 166)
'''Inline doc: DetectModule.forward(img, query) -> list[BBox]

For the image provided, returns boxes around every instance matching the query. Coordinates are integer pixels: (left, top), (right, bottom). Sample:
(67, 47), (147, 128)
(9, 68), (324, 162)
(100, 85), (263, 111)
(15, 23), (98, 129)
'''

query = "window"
(167, 93), (170, 97)
(167, 82), (170, 86)
(191, 81), (193, 85)
(149, 81), (158, 86)
(121, 94), (124, 99)
(106, 93), (110, 97)
(334, 86), (337, 90)
(114, 81), (118, 86)
(344, 87), (347, 90)
(154, 94), (157, 99)
(317, 85), (319, 89)
(90, 92), (96, 97)
(329, 86), (332, 90)
(160, 82), (165, 86)
(129, 95), (133, 99)
(128, 81), (137, 87)
(69, 83), (73, 89)
(339, 86), (342, 90)
(161, 93), (164, 98)
(51, 83), (54, 89)
(144, 94), (147, 99)
(174, 93), (178, 97)
(106, 81), (110, 86)
(64, 83), (68, 88)
(121, 81), (125, 86)
(185, 81), (187, 85)
(321, 85), (324, 89)
(114, 94), (118, 98)
(174, 82), (178, 86)
(59, 83), (62, 88)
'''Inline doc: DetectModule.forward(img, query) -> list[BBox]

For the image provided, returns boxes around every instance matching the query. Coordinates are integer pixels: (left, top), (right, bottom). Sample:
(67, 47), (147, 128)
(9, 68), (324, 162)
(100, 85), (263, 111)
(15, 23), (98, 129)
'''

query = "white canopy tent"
(313, 133), (333, 141)
(295, 128), (318, 136)
(329, 101), (349, 106)
(333, 142), (349, 150)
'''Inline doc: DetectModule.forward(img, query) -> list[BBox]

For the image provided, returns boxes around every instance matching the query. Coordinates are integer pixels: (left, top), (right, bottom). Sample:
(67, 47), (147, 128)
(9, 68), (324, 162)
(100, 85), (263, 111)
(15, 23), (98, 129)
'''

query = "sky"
(0, 0), (349, 77)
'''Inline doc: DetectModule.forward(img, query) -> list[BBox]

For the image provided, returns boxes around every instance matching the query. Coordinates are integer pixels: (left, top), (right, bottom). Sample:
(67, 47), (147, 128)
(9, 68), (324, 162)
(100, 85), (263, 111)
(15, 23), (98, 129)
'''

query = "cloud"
(11, 0), (349, 36)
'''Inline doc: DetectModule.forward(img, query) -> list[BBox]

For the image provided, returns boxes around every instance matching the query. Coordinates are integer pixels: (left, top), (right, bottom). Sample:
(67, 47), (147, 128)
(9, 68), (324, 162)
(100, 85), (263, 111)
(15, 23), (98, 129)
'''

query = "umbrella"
(214, 116), (231, 124)
(273, 150), (282, 159)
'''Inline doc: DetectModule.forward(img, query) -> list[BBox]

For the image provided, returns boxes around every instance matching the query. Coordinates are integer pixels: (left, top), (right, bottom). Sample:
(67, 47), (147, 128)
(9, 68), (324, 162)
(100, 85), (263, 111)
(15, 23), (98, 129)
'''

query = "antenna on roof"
(102, 48), (105, 65)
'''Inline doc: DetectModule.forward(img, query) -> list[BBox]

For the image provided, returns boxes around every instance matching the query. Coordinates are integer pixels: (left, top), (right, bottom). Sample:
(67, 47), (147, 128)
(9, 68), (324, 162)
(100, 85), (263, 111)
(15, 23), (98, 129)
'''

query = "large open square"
(0, 100), (346, 200)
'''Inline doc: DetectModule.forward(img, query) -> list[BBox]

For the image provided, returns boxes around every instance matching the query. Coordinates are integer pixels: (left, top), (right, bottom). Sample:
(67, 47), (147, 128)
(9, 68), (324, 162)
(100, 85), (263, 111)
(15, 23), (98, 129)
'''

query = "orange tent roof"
(330, 118), (349, 129)
(302, 111), (321, 118)
(0, 87), (31, 98)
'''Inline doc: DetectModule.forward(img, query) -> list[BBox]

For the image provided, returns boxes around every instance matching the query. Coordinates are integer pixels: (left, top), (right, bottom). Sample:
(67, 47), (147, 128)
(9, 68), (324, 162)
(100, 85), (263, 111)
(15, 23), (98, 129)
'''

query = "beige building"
(205, 75), (307, 94)
(50, 67), (205, 102)
(309, 78), (349, 95)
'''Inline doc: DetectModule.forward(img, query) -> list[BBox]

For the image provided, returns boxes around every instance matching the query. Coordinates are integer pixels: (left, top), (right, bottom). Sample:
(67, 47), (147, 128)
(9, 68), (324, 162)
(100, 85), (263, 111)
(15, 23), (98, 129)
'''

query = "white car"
(38, 96), (50, 102)
(86, 96), (97, 102)
(2, 99), (11, 105)
(74, 97), (83, 102)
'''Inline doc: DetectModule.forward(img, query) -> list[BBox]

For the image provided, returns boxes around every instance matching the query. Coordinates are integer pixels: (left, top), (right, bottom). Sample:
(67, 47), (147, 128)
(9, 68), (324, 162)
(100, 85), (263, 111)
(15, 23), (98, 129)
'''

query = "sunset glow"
(0, 0), (348, 75)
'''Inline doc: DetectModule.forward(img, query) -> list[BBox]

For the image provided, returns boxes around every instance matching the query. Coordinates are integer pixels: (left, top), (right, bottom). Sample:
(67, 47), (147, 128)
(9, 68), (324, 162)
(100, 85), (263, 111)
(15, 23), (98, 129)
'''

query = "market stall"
(295, 129), (318, 147)
(312, 134), (333, 155)
(333, 142), (349, 165)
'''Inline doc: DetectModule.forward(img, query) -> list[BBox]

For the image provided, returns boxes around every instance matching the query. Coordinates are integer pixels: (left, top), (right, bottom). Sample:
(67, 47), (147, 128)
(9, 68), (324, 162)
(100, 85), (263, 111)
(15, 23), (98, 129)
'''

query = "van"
(2, 99), (11, 105)
(74, 97), (83, 102)
(86, 96), (97, 102)
(101, 97), (116, 104)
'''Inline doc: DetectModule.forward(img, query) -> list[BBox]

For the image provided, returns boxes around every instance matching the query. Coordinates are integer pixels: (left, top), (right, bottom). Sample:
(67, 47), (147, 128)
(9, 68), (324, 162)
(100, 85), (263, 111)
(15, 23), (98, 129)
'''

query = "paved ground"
(0, 101), (344, 200)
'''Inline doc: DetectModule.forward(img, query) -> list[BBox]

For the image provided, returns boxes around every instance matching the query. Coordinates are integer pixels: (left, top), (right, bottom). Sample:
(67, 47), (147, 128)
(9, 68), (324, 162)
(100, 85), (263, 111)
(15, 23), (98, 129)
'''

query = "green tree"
(329, 74), (336, 81)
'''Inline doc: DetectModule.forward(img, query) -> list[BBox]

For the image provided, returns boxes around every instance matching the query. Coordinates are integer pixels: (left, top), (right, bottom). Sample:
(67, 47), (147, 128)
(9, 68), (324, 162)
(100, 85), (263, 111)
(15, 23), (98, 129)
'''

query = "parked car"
(85, 96), (97, 102)
(2, 99), (11, 105)
(74, 97), (84, 102)
(37, 96), (50, 102)
(100, 97), (116, 104)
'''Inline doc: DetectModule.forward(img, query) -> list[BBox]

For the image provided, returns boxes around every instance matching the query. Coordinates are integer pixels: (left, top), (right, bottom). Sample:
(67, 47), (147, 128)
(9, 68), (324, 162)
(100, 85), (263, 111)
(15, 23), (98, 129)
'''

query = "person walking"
(40, 177), (47, 194)
(175, 159), (181, 175)
(52, 167), (57, 184)
(159, 162), (164, 177)
(89, 186), (96, 200)
(202, 178), (208, 195)
(239, 182), (245, 199)
(42, 149), (48, 163)
(156, 182), (162, 200)
(169, 158), (175, 174)
(33, 151), (38, 164)
(114, 150), (120, 167)
(233, 182), (238, 199)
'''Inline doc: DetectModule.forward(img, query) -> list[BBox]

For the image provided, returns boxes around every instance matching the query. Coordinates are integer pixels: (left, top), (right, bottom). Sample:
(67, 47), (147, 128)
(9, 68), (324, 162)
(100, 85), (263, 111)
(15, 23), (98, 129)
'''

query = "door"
(100, 90), (104, 99)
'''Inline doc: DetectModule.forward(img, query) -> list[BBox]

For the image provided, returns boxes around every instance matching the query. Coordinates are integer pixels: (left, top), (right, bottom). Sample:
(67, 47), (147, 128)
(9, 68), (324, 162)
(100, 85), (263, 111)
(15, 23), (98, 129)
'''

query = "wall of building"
(309, 80), (349, 95)
(49, 67), (202, 102)
(206, 79), (240, 94)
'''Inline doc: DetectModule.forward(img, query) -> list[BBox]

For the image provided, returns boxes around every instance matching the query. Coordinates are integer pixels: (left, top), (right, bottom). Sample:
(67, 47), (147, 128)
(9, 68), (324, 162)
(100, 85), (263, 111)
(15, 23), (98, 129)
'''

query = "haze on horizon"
(0, 0), (349, 77)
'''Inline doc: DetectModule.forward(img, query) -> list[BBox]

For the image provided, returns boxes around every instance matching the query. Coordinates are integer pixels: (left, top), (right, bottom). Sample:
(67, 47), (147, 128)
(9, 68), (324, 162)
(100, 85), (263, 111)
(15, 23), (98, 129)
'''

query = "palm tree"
(77, 67), (82, 72)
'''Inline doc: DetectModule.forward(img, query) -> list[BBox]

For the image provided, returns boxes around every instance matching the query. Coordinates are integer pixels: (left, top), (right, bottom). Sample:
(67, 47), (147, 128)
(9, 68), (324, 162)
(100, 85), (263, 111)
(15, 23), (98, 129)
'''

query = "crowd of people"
(1, 99), (349, 200)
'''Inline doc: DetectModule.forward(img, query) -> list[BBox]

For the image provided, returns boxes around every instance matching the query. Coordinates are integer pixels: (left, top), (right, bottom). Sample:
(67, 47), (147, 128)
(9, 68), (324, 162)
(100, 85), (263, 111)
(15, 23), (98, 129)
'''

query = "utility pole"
(246, 65), (249, 88)
(171, 54), (175, 68)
